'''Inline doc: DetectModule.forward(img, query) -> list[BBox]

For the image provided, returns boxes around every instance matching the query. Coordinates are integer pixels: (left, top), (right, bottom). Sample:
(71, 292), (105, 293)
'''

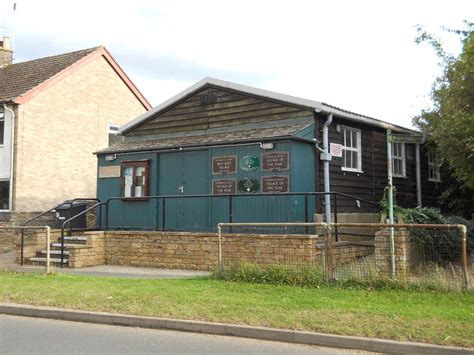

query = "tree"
(413, 22), (474, 190)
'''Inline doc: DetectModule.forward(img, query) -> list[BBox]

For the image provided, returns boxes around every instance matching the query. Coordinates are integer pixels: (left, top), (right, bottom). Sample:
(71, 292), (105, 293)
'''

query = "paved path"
(0, 314), (374, 355)
(2, 264), (210, 278)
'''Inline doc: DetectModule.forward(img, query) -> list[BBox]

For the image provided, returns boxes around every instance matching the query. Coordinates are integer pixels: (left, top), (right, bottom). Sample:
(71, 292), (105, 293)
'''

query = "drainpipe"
(321, 113), (333, 223)
(3, 102), (15, 212)
(415, 144), (422, 207)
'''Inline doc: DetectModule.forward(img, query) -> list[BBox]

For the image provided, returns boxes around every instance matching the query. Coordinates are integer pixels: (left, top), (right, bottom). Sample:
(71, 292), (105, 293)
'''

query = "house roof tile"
(0, 47), (100, 102)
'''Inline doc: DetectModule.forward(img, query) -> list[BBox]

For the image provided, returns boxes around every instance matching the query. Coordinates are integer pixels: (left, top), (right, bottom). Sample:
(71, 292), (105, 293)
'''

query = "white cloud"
(1, 0), (472, 128)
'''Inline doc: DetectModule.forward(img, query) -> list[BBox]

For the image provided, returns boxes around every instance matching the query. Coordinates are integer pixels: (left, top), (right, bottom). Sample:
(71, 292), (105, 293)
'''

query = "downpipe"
(321, 113), (333, 224)
(3, 102), (15, 212)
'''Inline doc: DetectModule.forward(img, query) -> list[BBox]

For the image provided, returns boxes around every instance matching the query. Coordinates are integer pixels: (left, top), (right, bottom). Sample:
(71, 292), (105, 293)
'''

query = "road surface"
(0, 314), (376, 354)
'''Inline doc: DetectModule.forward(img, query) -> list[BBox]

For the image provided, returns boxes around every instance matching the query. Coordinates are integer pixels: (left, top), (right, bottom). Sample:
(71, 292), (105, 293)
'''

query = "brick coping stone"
(0, 303), (471, 355)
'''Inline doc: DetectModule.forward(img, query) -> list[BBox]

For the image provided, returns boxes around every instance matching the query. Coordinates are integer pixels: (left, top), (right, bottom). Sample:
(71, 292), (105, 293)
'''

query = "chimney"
(0, 36), (13, 68)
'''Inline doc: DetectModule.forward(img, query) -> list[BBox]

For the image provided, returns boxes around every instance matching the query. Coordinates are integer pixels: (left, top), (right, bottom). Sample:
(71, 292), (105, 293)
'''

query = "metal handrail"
(59, 201), (107, 265)
(19, 198), (100, 266)
(102, 191), (379, 231)
(22, 198), (100, 227)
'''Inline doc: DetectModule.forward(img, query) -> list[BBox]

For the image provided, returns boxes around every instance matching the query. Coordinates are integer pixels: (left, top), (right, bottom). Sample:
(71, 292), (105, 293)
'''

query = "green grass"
(0, 271), (473, 347)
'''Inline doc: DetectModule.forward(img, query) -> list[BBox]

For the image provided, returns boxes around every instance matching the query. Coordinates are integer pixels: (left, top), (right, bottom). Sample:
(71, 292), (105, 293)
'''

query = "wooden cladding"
(126, 87), (313, 136)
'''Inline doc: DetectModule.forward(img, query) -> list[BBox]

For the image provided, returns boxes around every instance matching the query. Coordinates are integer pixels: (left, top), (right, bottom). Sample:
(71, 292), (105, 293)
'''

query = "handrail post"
(162, 198), (166, 231)
(60, 226), (65, 267)
(304, 194), (308, 223)
(105, 202), (109, 231)
(45, 226), (51, 275)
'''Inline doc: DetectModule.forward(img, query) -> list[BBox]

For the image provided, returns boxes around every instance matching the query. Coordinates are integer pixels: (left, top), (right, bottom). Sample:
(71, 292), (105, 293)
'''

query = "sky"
(0, 0), (472, 128)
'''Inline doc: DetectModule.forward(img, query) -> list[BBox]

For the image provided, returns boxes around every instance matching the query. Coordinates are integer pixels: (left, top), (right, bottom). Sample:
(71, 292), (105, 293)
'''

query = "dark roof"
(97, 123), (312, 154)
(0, 47), (100, 102)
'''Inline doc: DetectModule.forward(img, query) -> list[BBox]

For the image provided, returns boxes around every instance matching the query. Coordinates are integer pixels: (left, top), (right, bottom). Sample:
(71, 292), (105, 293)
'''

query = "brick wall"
(14, 55), (147, 212)
(0, 212), (57, 227)
(104, 231), (218, 270)
(102, 231), (375, 271)
(68, 231), (105, 268)
(375, 228), (421, 277)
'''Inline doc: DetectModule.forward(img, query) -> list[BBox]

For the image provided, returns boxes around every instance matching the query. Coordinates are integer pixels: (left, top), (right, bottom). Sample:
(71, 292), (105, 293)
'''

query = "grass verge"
(0, 271), (473, 347)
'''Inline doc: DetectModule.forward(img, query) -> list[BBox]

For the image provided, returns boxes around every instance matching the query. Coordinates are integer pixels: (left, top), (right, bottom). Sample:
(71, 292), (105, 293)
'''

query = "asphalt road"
(0, 314), (375, 354)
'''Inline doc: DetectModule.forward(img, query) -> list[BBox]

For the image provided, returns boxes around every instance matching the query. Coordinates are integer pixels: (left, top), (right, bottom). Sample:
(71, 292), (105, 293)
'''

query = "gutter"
(3, 101), (15, 212)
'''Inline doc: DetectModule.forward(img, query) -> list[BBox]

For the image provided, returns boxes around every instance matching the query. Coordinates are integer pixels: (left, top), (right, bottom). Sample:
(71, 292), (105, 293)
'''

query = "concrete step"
(39, 250), (70, 256)
(50, 243), (79, 248)
(29, 256), (68, 264)
(59, 236), (87, 243)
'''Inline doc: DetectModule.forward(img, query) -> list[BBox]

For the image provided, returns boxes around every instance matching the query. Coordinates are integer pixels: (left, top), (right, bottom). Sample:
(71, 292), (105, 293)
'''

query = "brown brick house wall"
(13, 55), (147, 212)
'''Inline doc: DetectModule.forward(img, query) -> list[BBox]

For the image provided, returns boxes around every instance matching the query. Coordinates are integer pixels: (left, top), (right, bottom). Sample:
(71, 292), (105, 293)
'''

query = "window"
(428, 150), (441, 182)
(342, 127), (362, 172)
(0, 111), (5, 146)
(0, 180), (9, 210)
(108, 124), (121, 146)
(121, 161), (149, 198)
(392, 142), (406, 177)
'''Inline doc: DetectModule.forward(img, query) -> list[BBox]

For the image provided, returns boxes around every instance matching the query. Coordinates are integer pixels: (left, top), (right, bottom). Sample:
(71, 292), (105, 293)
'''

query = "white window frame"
(341, 126), (362, 173)
(392, 142), (406, 178)
(108, 124), (121, 146)
(428, 149), (441, 182)
(0, 111), (5, 146)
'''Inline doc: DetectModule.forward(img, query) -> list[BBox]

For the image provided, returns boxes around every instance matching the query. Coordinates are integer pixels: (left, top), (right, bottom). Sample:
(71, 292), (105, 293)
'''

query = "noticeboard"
(261, 152), (289, 171)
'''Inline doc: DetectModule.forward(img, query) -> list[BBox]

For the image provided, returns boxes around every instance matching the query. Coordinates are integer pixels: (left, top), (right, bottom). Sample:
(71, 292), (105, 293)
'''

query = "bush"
(398, 207), (473, 264)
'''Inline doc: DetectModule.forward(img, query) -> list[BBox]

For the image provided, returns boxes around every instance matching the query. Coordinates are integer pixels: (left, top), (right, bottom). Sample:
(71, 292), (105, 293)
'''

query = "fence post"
(325, 224), (335, 282)
(20, 228), (25, 266)
(460, 224), (470, 288)
(45, 226), (51, 275)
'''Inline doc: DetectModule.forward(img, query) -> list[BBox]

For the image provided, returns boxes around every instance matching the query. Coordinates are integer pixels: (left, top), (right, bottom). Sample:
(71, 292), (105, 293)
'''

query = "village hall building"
(96, 78), (442, 231)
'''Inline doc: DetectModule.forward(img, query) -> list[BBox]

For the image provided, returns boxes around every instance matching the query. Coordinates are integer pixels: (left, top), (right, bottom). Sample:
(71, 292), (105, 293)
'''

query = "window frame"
(341, 126), (363, 173)
(428, 149), (441, 182)
(391, 142), (406, 178)
(0, 111), (5, 146)
(120, 160), (150, 199)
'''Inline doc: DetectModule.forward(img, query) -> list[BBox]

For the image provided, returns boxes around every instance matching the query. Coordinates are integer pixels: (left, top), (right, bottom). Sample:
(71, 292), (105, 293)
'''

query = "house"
(95, 77), (442, 231)
(0, 37), (151, 224)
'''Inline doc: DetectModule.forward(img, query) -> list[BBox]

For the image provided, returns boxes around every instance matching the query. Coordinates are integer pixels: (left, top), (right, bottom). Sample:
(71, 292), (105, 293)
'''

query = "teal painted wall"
(97, 134), (316, 231)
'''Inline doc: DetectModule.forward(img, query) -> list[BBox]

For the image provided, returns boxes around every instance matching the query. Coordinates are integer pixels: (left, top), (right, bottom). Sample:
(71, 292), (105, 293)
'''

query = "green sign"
(238, 178), (260, 193)
(239, 156), (260, 171)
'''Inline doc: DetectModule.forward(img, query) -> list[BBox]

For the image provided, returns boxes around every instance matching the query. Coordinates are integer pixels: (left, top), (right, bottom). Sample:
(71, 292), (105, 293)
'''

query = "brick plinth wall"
(375, 228), (421, 277)
(68, 231), (106, 268)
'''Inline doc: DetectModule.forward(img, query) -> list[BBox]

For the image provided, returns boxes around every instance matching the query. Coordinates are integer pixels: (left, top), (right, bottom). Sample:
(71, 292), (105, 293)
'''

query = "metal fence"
(0, 226), (52, 274)
(217, 222), (471, 290)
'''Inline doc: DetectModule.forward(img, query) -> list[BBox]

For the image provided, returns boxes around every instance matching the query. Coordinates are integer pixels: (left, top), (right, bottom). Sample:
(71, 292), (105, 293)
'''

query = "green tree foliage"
(413, 22), (474, 189)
